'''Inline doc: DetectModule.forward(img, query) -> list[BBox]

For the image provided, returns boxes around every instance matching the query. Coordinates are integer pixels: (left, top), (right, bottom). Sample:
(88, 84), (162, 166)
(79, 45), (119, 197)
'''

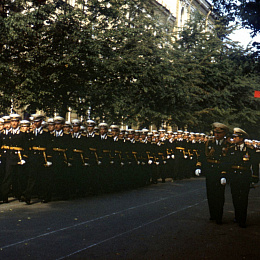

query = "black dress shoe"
(239, 223), (247, 228)
(21, 195), (31, 205)
(25, 199), (31, 205)
(3, 197), (9, 203)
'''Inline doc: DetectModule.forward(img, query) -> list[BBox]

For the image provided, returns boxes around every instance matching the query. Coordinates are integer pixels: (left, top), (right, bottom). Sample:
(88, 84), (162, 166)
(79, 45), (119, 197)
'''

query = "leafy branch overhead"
(0, 0), (259, 137)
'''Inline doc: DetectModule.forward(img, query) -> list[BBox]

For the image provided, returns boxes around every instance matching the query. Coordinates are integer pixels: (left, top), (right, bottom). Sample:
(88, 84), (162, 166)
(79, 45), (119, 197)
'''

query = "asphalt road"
(0, 177), (260, 260)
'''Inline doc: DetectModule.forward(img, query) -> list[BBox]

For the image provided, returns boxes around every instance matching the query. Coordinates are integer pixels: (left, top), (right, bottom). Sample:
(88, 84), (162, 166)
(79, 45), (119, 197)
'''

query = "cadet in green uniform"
(226, 128), (259, 228)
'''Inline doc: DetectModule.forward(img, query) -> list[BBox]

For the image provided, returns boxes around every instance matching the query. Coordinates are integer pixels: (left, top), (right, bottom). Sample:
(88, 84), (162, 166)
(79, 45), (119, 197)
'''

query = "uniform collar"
(236, 143), (245, 151)
(11, 127), (20, 135)
(216, 139), (224, 145)
(55, 130), (63, 137)
(73, 132), (80, 138)
(101, 134), (107, 139)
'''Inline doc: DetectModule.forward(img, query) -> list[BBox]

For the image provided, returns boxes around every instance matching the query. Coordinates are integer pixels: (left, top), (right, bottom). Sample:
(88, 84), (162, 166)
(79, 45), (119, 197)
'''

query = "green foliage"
(0, 1), (259, 137)
(171, 13), (260, 136)
(212, 0), (260, 36)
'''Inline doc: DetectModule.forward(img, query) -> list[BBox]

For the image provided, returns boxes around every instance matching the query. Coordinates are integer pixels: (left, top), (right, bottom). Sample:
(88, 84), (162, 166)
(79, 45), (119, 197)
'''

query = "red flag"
(254, 91), (260, 98)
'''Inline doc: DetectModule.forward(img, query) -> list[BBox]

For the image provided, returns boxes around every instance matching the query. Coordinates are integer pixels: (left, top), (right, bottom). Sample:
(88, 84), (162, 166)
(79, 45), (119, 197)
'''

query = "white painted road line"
(0, 188), (205, 250)
(56, 199), (207, 260)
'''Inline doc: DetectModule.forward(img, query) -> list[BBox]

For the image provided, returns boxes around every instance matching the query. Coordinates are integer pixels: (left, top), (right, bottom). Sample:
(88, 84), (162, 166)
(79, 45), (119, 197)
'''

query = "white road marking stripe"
(56, 199), (207, 260)
(0, 188), (205, 250)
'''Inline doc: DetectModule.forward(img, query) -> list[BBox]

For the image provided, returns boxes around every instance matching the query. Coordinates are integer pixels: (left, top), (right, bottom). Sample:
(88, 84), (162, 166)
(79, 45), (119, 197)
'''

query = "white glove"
(141, 162), (145, 166)
(137, 161), (140, 165)
(184, 155), (188, 159)
(171, 155), (175, 159)
(98, 161), (102, 165)
(19, 160), (26, 165)
(46, 161), (52, 167)
(156, 162), (159, 165)
(84, 163), (90, 166)
(190, 157), (193, 160)
(167, 155), (170, 159)
(148, 159), (153, 165)
(68, 163), (72, 167)
(121, 162), (124, 166)
(220, 178), (226, 185)
(195, 169), (201, 176)
(163, 161), (167, 164)
(110, 161), (114, 164)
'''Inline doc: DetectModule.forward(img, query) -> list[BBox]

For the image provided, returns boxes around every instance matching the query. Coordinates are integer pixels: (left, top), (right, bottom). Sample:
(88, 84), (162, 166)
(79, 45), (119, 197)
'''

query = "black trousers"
(1, 161), (25, 200)
(23, 160), (46, 200)
(52, 154), (70, 199)
(230, 173), (250, 225)
(206, 169), (225, 222)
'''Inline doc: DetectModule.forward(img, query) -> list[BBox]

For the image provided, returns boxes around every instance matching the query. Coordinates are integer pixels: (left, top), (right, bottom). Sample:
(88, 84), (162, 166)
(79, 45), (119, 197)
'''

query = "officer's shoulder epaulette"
(64, 132), (70, 135)
(43, 128), (49, 132)
(95, 133), (100, 136)
(206, 139), (216, 146)
(228, 144), (236, 149)
(81, 133), (86, 137)
(246, 144), (254, 150)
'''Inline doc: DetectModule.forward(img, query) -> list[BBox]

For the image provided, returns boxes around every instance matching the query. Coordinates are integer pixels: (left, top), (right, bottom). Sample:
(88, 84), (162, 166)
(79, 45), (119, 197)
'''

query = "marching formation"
(0, 114), (206, 204)
(0, 114), (259, 227)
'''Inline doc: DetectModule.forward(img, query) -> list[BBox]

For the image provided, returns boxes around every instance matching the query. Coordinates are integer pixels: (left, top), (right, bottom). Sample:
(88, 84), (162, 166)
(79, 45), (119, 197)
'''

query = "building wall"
(155, 0), (215, 31)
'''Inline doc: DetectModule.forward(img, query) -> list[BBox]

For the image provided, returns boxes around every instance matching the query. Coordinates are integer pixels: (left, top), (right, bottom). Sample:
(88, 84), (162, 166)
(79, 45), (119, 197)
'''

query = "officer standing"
(203, 122), (230, 225)
(226, 128), (259, 228)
